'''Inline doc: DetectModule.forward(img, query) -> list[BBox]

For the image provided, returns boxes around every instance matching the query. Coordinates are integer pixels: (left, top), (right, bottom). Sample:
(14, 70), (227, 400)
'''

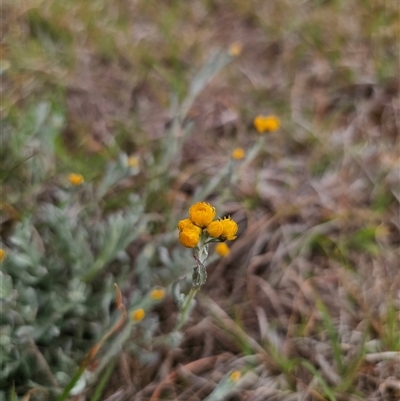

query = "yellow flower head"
(127, 156), (139, 168)
(178, 218), (198, 232)
(68, 173), (84, 186)
(253, 115), (280, 133)
(215, 243), (230, 257)
(220, 217), (238, 241)
(229, 370), (241, 382)
(189, 202), (216, 228)
(131, 308), (145, 322)
(228, 42), (242, 57)
(232, 148), (245, 160)
(0, 249), (5, 262)
(206, 220), (223, 238)
(179, 228), (201, 248)
(150, 288), (165, 301)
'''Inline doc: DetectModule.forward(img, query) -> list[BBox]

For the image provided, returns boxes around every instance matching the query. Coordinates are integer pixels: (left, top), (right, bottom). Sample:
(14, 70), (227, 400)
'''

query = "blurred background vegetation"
(1, 0), (399, 400)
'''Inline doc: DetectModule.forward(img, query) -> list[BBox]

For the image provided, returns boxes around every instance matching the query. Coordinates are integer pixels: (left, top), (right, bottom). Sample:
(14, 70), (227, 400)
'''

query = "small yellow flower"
(215, 243), (230, 257)
(131, 308), (145, 322)
(127, 156), (139, 168)
(228, 42), (242, 57)
(253, 115), (280, 134)
(0, 249), (5, 262)
(232, 148), (245, 160)
(68, 173), (84, 186)
(220, 217), (238, 241)
(179, 228), (201, 248)
(150, 288), (165, 301)
(206, 220), (224, 238)
(229, 370), (241, 382)
(189, 202), (216, 228)
(178, 218), (198, 232)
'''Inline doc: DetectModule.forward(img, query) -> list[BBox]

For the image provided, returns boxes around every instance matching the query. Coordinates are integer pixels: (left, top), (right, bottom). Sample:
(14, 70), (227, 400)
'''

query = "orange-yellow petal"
(178, 218), (198, 232)
(179, 228), (201, 248)
(206, 220), (224, 238)
(189, 202), (216, 228)
(220, 217), (238, 241)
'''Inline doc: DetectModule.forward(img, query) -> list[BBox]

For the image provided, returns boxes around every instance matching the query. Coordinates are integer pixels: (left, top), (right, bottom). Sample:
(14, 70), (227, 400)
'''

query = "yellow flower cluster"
(253, 115), (280, 133)
(178, 202), (238, 248)
(0, 249), (5, 262)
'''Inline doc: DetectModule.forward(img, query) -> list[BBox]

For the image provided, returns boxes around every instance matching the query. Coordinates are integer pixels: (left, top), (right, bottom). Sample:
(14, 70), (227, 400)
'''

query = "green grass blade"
(302, 360), (337, 401)
(316, 298), (344, 375)
(89, 360), (116, 401)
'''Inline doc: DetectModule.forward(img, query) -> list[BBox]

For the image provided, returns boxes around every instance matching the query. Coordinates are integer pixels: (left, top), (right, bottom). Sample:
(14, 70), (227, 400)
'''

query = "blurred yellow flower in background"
(131, 308), (145, 322)
(228, 42), (242, 57)
(232, 148), (245, 160)
(68, 173), (84, 186)
(127, 156), (139, 168)
(215, 242), (230, 257)
(253, 115), (280, 133)
(0, 249), (5, 262)
(229, 370), (241, 382)
(150, 288), (165, 301)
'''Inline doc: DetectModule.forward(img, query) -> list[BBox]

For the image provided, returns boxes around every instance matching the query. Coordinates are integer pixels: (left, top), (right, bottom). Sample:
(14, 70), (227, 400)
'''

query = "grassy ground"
(1, 0), (399, 400)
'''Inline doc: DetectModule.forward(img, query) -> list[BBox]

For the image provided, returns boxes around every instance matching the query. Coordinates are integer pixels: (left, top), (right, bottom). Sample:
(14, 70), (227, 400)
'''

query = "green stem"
(176, 286), (198, 331)
(89, 360), (116, 401)
(56, 365), (86, 401)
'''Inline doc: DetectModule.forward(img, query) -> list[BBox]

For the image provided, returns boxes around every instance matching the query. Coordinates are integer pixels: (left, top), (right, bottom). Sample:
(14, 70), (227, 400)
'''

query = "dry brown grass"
(3, 0), (399, 400)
